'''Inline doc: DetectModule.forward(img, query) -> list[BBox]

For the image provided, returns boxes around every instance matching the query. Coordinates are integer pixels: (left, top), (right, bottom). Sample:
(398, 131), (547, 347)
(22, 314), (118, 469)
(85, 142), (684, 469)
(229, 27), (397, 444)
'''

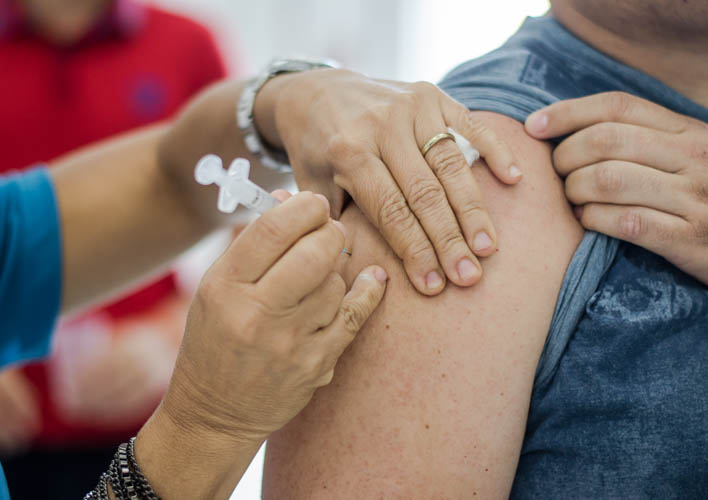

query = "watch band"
(237, 57), (339, 173)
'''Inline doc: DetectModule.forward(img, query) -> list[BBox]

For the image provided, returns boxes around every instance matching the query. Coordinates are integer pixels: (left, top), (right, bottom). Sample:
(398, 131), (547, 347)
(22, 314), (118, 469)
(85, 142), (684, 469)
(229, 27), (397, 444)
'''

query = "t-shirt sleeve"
(439, 49), (561, 123)
(0, 168), (62, 368)
(438, 51), (621, 390)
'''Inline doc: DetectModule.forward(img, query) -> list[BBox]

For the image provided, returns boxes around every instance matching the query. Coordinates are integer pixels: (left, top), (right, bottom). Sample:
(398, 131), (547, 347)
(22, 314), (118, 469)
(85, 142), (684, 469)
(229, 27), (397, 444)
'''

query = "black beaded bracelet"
(84, 438), (160, 500)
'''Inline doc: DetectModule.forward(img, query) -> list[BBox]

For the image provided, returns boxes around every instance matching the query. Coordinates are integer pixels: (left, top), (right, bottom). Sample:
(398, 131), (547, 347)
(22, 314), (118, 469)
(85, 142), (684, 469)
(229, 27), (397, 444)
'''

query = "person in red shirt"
(0, 0), (228, 497)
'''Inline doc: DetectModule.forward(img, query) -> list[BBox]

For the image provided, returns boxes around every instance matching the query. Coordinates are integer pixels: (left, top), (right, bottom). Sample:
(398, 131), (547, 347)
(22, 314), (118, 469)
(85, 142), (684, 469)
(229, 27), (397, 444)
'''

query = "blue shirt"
(441, 15), (708, 498)
(0, 168), (62, 500)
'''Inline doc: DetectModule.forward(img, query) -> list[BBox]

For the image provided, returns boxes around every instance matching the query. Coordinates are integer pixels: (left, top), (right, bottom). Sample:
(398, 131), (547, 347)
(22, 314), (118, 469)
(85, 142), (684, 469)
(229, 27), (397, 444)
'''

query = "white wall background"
(138, 1), (549, 498)
(142, 0), (549, 81)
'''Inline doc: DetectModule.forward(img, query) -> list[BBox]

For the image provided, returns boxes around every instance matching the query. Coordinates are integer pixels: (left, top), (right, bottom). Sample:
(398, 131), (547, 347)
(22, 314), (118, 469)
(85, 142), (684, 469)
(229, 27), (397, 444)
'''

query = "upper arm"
(263, 113), (584, 499)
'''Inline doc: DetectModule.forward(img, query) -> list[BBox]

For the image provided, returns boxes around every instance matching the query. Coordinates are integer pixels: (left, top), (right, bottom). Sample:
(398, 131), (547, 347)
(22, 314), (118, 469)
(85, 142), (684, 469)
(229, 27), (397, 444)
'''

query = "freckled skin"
(263, 113), (584, 499)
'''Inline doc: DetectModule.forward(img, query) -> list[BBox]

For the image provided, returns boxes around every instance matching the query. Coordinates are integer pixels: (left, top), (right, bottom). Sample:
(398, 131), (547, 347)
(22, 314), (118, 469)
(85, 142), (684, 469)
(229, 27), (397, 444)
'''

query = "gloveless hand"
(526, 92), (708, 285)
(257, 69), (522, 295)
(160, 191), (387, 444)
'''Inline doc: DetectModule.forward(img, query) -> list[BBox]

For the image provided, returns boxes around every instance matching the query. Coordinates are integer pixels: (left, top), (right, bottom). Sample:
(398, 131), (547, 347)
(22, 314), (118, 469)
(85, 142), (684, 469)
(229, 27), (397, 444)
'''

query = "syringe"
(195, 155), (280, 214)
(195, 130), (479, 215)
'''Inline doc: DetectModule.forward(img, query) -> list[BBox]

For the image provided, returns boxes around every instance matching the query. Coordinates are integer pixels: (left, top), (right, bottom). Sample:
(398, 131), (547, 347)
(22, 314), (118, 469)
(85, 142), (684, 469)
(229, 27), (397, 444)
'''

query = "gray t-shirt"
(440, 15), (708, 499)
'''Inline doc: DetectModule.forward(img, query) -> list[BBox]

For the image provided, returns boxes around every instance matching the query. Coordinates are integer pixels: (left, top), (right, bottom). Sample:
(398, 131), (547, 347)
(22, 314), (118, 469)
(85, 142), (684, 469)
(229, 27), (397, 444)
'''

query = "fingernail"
(457, 258), (480, 282)
(373, 266), (388, 283)
(527, 112), (549, 135)
(271, 189), (291, 202)
(315, 193), (330, 212)
(425, 271), (443, 290)
(332, 220), (347, 238)
(473, 231), (493, 252)
(509, 165), (522, 179)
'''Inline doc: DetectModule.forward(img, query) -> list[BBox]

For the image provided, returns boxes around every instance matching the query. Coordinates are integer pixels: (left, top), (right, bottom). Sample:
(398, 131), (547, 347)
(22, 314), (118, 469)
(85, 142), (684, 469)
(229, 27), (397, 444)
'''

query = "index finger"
(342, 154), (446, 295)
(443, 97), (523, 185)
(525, 92), (693, 139)
(225, 191), (331, 283)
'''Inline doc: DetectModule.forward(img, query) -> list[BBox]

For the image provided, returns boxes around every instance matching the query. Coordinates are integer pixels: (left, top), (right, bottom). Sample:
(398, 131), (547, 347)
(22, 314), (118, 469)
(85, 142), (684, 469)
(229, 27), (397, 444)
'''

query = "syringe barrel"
(240, 180), (281, 214)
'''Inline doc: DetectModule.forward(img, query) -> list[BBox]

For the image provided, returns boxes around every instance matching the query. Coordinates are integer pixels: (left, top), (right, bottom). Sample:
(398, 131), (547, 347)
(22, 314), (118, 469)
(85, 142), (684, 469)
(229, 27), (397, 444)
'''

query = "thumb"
(322, 265), (388, 356)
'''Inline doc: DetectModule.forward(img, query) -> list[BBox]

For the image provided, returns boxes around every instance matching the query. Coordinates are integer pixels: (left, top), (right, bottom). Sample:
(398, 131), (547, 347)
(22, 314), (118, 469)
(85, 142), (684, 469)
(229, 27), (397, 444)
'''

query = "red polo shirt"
(0, 0), (227, 445)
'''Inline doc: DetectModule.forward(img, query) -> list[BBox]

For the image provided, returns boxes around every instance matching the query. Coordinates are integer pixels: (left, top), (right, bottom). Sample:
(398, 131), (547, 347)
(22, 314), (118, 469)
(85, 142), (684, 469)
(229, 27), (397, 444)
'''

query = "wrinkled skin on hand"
(268, 69), (522, 295)
(160, 191), (388, 443)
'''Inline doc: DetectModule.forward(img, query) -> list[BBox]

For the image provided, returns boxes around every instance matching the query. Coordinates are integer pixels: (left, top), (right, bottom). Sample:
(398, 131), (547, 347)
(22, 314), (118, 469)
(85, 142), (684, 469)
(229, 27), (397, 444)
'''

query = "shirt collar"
(0, 0), (146, 43)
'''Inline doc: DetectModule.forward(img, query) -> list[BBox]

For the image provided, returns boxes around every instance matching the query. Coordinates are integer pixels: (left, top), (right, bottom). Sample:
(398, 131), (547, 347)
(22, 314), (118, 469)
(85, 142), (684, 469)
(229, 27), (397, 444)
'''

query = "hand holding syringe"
(195, 128), (479, 215)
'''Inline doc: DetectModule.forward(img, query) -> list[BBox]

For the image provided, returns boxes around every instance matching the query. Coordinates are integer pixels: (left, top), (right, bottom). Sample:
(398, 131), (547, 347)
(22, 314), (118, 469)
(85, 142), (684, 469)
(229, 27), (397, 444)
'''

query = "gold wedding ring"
(421, 132), (456, 157)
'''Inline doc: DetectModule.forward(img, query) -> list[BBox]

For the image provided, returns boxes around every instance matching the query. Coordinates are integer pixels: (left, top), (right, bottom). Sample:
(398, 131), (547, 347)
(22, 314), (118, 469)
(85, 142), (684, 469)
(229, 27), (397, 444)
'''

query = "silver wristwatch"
(237, 57), (340, 173)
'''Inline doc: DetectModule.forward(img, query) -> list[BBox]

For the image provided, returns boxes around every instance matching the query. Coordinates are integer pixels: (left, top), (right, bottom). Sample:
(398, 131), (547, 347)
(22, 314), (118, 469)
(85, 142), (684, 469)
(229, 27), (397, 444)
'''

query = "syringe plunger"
(195, 155), (280, 214)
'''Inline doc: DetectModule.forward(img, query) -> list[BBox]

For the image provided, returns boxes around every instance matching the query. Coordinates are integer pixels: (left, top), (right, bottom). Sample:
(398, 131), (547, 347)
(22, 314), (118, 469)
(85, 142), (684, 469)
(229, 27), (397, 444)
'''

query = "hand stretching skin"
(133, 191), (388, 500)
(255, 69), (522, 295)
(526, 92), (708, 285)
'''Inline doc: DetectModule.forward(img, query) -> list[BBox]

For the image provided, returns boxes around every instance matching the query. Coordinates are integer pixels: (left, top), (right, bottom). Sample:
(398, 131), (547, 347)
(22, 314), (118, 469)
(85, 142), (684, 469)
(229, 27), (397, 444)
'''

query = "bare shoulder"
(263, 112), (584, 499)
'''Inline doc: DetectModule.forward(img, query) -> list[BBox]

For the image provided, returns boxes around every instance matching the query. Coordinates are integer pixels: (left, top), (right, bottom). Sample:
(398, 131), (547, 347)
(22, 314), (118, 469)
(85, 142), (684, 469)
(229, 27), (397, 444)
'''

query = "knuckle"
(254, 214), (288, 245)
(392, 89), (418, 110)
(426, 144), (465, 181)
(411, 80), (439, 95)
(271, 336), (297, 361)
(605, 91), (633, 121)
(250, 291), (297, 321)
(299, 191), (329, 216)
(460, 113), (491, 141)
(235, 306), (268, 346)
(399, 237), (433, 267)
(339, 300), (370, 335)
(410, 80), (440, 101)
(378, 193), (414, 229)
(618, 210), (645, 240)
(299, 353), (323, 376)
(591, 124), (622, 156)
(594, 163), (623, 194)
(458, 198), (486, 220)
(465, 115), (495, 140)
(405, 177), (446, 212)
(618, 211), (680, 245)
(434, 227), (467, 255)
(194, 277), (216, 307)
(325, 135), (362, 165)
(194, 275), (226, 313)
